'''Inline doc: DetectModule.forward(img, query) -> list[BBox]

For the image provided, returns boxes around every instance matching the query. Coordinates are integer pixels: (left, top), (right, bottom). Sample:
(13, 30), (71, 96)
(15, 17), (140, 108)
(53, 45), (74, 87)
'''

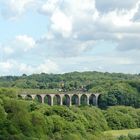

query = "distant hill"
(0, 71), (140, 93)
(0, 71), (140, 109)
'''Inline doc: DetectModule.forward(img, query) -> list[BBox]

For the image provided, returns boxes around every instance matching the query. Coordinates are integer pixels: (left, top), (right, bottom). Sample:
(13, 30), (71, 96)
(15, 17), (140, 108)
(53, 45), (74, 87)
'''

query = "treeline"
(98, 85), (140, 108)
(118, 134), (140, 140)
(0, 90), (140, 140)
(0, 71), (140, 92)
(0, 71), (140, 109)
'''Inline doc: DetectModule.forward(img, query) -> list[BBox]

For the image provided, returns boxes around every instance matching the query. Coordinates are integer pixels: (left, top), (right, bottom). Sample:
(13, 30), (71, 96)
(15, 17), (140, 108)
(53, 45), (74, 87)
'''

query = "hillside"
(0, 71), (140, 109)
(0, 72), (140, 139)
(0, 71), (140, 92)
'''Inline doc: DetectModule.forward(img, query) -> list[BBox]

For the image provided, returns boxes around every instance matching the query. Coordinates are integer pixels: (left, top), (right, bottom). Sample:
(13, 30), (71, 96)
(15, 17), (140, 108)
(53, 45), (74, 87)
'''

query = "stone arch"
(63, 94), (70, 106)
(89, 94), (96, 105)
(44, 95), (51, 105)
(53, 95), (61, 105)
(18, 94), (22, 99)
(72, 94), (79, 105)
(25, 94), (32, 100)
(80, 94), (88, 105)
(35, 95), (42, 103)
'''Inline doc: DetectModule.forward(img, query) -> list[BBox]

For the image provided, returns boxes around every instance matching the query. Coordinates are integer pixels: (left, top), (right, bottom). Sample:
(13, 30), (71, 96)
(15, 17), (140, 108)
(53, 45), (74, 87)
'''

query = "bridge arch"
(63, 94), (70, 106)
(18, 94), (22, 99)
(35, 95), (42, 103)
(44, 95), (51, 105)
(19, 93), (101, 107)
(80, 94), (88, 105)
(72, 94), (79, 105)
(25, 94), (32, 100)
(97, 94), (103, 107)
(89, 94), (96, 105)
(53, 94), (61, 105)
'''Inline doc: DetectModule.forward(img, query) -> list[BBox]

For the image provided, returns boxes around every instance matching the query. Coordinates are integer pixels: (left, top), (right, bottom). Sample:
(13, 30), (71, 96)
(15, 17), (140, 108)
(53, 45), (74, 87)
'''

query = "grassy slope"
(104, 128), (140, 137)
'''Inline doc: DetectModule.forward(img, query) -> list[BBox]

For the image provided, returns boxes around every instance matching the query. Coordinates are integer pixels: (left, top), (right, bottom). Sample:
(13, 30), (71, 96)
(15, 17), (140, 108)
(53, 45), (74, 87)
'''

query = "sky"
(0, 0), (140, 76)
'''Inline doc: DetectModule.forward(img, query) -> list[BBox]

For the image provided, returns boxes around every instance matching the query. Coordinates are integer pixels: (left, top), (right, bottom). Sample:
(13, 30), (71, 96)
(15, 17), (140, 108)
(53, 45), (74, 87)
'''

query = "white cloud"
(1, 0), (140, 75)
(40, 0), (60, 15)
(35, 60), (59, 74)
(15, 35), (36, 51)
(50, 9), (73, 37)
(18, 59), (59, 74)
(36, 0), (140, 62)
(0, 60), (13, 69)
(0, 35), (36, 62)
(0, 59), (60, 76)
(1, 0), (35, 19)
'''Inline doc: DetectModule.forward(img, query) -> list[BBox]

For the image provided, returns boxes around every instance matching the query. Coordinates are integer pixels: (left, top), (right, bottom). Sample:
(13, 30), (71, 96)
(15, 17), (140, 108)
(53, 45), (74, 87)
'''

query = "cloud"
(15, 35), (36, 51)
(38, 0), (140, 41)
(95, 0), (139, 13)
(117, 36), (140, 51)
(132, 2), (140, 21)
(39, 0), (60, 15)
(50, 9), (73, 38)
(1, 0), (140, 75)
(37, 34), (95, 57)
(36, 0), (98, 57)
(1, 0), (35, 19)
(19, 59), (59, 74)
(51, 53), (139, 74)
(0, 59), (60, 76)
(0, 60), (13, 69)
(37, 0), (140, 66)
(0, 35), (36, 62)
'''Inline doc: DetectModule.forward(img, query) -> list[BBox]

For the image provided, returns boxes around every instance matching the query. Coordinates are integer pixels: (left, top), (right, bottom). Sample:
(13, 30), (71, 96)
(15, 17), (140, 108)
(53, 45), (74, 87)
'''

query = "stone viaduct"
(19, 92), (101, 106)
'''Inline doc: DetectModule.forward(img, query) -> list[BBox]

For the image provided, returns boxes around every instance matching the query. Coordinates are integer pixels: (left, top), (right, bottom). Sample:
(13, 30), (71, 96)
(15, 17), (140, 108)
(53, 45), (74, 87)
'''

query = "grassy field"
(104, 128), (140, 137)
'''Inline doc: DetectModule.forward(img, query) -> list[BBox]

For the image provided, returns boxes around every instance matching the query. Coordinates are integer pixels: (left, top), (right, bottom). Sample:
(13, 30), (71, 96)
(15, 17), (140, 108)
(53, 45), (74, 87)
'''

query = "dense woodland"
(0, 71), (140, 109)
(0, 72), (140, 92)
(0, 71), (140, 140)
(0, 89), (140, 140)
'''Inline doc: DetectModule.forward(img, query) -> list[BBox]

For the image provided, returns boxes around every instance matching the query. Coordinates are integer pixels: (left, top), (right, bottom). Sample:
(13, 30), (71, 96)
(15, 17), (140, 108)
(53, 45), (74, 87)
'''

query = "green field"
(104, 128), (140, 137)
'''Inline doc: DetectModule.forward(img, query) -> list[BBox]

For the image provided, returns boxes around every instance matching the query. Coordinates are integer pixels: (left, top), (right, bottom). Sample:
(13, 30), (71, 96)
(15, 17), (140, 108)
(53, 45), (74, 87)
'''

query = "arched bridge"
(19, 93), (101, 106)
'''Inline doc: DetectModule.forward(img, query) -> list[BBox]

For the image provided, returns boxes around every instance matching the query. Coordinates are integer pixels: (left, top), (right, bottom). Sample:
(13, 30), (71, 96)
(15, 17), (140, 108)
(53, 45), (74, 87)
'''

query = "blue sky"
(0, 0), (140, 75)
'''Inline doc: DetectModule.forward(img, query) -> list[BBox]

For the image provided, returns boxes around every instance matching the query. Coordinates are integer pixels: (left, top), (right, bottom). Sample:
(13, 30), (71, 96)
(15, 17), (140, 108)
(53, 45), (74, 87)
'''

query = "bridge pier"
(50, 95), (54, 106)
(69, 95), (72, 106)
(94, 94), (100, 107)
(60, 95), (63, 105)
(78, 94), (81, 106)
(87, 95), (90, 105)
(40, 94), (45, 103)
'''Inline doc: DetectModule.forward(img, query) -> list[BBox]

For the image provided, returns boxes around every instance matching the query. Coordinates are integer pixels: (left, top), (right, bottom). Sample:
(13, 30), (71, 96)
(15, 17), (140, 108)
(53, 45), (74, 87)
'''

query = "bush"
(105, 106), (137, 130)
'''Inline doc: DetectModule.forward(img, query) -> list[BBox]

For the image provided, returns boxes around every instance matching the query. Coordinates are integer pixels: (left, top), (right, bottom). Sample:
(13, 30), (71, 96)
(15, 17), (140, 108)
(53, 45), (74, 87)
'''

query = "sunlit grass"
(104, 128), (140, 137)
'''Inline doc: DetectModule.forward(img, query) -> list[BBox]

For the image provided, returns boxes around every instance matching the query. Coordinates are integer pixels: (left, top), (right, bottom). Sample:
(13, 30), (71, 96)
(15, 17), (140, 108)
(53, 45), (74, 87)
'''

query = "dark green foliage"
(0, 94), (110, 139)
(0, 71), (140, 93)
(118, 135), (130, 140)
(0, 72), (140, 139)
(0, 94), (140, 139)
(1, 71), (140, 109)
(118, 134), (140, 140)
(104, 106), (138, 130)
